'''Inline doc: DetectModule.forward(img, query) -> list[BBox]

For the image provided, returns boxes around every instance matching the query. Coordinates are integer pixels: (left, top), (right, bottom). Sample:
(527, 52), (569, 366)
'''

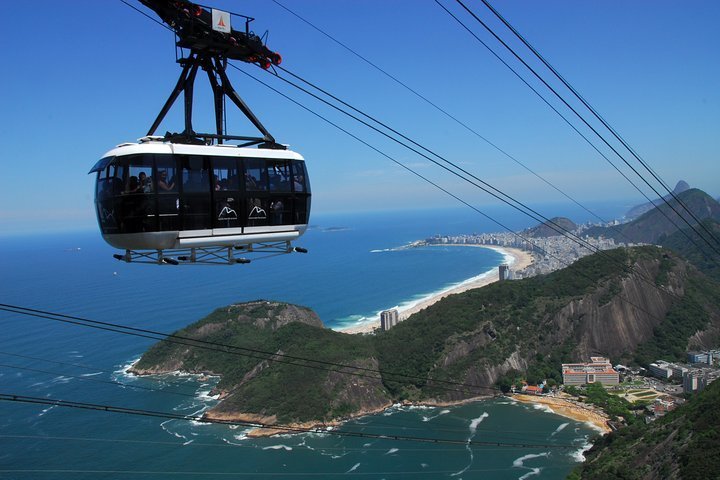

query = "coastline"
(512, 393), (611, 434)
(338, 245), (534, 334)
(209, 395), (495, 438)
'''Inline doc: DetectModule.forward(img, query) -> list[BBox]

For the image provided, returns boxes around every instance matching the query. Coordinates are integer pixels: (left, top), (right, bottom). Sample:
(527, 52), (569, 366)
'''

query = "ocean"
(0, 205), (626, 479)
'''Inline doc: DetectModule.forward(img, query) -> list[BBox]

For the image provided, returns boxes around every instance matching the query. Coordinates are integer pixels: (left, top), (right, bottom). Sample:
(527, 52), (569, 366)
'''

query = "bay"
(0, 206), (618, 479)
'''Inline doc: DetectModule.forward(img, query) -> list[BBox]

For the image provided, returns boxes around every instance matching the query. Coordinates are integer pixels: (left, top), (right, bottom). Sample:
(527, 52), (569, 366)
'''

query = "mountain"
(130, 301), (391, 425)
(585, 188), (720, 245)
(132, 247), (720, 426)
(523, 216), (578, 238)
(625, 180), (690, 220)
(570, 378), (720, 480)
(661, 218), (720, 282)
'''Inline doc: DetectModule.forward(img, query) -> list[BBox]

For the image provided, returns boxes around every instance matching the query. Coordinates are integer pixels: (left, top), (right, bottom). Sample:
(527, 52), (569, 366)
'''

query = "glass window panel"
(291, 160), (308, 193)
(212, 157), (240, 191)
(155, 154), (179, 231)
(267, 160), (291, 192)
(245, 158), (268, 191)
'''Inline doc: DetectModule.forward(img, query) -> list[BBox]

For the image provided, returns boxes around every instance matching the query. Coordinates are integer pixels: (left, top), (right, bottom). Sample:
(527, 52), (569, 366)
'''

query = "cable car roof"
(89, 139), (304, 173)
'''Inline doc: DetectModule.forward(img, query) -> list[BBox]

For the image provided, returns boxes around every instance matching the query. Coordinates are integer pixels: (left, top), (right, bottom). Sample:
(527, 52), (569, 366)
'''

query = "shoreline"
(338, 245), (534, 334)
(211, 395), (496, 438)
(512, 393), (611, 434)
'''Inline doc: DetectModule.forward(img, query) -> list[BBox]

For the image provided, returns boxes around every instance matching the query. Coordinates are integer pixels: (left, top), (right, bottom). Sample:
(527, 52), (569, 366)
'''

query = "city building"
(562, 357), (619, 386)
(687, 351), (710, 364)
(498, 264), (510, 281)
(380, 309), (399, 331)
(648, 361), (673, 379)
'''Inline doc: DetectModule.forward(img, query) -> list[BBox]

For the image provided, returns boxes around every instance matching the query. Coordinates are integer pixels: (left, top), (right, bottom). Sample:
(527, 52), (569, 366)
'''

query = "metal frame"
(113, 241), (307, 266)
(148, 52), (278, 147)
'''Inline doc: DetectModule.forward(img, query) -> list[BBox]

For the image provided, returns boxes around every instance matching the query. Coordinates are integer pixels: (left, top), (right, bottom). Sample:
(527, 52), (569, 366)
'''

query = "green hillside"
(570, 379), (720, 480)
(660, 218), (720, 282)
(134, 246), (720, 424)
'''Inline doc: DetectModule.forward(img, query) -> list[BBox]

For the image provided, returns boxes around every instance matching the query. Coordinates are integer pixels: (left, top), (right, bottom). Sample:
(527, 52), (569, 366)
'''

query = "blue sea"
(0, 205), (626, 479)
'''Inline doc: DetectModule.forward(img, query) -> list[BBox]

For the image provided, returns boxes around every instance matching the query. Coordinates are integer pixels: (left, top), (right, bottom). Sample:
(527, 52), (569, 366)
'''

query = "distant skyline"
(1, 0), (718, 235)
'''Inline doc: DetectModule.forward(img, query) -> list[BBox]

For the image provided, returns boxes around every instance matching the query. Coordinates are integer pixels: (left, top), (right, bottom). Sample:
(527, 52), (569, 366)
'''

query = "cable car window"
(179, 155), (211, 230)
(294, 196), (310, 225)
(267, 160), (291, 192)
(120, 154), (157, 232)
(212, 157), (242, 229)
(270, 196), (292, 225)
(245, 158), (267, 191)
(95, 160), (122, 234)
(212, 157), (240, 191)
(291, 160), (308, 193)
(155, 154), (179, 231)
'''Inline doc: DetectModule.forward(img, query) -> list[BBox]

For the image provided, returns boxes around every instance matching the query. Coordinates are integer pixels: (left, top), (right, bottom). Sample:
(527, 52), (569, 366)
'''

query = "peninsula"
(129, 246), (720, 438)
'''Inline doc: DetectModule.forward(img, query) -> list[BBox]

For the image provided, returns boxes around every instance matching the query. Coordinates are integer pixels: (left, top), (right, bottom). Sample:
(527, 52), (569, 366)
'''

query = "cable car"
(90, 138), (310, 264)
(91, 0), (310, 264)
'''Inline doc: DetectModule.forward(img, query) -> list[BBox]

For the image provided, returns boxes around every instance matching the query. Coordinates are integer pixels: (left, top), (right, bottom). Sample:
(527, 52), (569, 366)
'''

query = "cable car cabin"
(90, 138), (311, 265)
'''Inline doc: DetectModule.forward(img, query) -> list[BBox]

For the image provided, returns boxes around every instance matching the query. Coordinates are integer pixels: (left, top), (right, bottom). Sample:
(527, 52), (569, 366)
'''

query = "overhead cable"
(448, 0), (720, 259)
(478, 0), (720, 250)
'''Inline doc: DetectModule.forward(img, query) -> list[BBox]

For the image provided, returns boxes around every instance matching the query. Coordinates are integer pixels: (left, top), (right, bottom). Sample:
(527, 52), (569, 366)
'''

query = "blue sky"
(1, 0), (718, 235)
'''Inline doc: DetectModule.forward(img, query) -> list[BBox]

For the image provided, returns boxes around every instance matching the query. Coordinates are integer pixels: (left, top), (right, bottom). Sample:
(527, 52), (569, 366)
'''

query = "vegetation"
(633, 274), (719, 366)
(580, 383), (638, 425)
(133, 246), (720, 428)
(572, 379), (720, 479)
(661, 218), (720, 282)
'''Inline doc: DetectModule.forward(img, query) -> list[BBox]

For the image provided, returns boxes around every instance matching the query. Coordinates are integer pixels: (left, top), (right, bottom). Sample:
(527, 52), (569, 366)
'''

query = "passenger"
(293, 174), (305, 192)
(138, 172), (152, 193)
(271, 199), (284, 224)
(245, 172), (259, 190)
(125, 176), (140, 193)
(157, 170), (175, 191)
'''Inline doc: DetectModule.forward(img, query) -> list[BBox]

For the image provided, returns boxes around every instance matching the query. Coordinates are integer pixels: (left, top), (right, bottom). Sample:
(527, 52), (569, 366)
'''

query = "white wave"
(421, 463), (429, 468)
(346, 463), (361, 473)
(385, 448), (399, 455)
(183, 439), (194, 446)
(469, 412), (489, 435)
(50, 376), (72, 385)
(115, 357), (142, 380)
(363, 442), (372, 448)
(222, 437), (245, 446)
(512, 452), (549, 468)
(531, 403), (555, 414)
(38, 405), (57, 417)
(80, 372), (103, 377)
(262, 445), (292, 451)
(451, 412), (489, 477)
(570, 438), (594, 463)
(550, 422), (569, 437)
(519, 467), (542, 480)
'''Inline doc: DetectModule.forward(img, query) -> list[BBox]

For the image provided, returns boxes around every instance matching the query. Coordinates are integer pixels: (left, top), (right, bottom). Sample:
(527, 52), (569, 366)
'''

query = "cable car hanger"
(89, 0), (310, 265)
(140, 0), (283, 147)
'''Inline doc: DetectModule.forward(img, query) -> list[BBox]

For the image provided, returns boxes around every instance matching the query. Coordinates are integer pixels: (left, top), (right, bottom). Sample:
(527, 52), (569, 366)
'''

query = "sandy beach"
(338, 245), (534, 334)
(512, 393), (611, 434)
